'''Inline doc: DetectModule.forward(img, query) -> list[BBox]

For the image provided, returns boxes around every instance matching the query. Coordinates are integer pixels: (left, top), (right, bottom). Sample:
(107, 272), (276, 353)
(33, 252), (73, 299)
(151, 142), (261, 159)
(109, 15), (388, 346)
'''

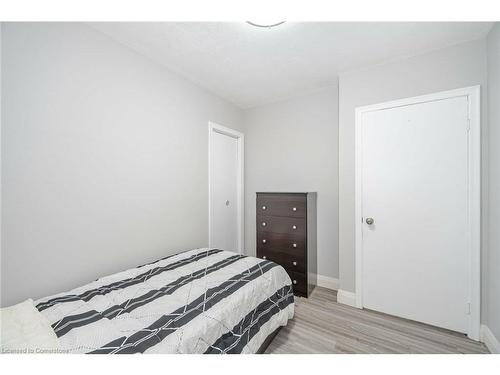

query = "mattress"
(35, 248), (295, 354)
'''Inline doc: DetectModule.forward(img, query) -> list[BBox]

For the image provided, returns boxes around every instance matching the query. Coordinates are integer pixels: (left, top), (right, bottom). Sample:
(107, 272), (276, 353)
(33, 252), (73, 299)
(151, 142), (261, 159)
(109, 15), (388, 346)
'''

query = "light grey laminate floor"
(265, 287), (489, 354)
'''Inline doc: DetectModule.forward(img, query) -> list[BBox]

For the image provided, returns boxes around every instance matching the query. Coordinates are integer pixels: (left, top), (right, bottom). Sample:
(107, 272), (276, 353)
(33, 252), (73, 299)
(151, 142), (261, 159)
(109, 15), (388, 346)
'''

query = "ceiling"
(89, 22), (494, 109)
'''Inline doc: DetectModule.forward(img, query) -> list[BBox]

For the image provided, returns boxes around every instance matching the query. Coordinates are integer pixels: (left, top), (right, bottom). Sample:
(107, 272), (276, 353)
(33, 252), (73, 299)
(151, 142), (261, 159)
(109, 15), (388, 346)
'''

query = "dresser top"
(256, 192), (316, 195)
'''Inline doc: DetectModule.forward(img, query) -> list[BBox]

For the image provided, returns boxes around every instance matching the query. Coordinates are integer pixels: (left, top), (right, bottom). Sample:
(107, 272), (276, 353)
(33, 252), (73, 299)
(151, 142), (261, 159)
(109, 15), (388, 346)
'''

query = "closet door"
(210, 130), (239, 252)
(360, 94), (472, 334)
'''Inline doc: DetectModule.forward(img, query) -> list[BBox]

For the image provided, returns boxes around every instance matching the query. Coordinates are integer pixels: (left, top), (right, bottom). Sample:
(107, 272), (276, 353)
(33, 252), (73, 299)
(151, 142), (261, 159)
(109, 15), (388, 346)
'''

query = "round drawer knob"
(293, 280), (297, 285)
(292, 207), (297, 212)
(262, 222), (267, 227)
(292, 225), (297, 230)
(262, 256), (267, 260)
(292, 243), (297, 248)
(262, 206), (267, 210)
(262, 239), (267, 244)
(292, 261), (297, 266)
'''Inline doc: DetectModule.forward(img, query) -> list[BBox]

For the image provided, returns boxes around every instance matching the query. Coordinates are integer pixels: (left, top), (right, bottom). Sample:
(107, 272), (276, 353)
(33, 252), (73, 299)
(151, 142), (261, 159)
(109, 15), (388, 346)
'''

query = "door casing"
(354, 86), (481, 340)
(208, 121), (245, 254)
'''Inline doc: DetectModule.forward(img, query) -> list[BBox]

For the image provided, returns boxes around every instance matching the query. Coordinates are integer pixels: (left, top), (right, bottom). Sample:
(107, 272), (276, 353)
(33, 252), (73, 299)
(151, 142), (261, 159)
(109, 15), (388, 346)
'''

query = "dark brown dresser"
(256, 192), (317, 297)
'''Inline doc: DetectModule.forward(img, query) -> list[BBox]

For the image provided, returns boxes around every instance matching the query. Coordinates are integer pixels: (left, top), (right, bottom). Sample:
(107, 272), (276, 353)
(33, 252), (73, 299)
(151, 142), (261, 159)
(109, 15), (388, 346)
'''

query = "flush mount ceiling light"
(246, 21), (285, 28)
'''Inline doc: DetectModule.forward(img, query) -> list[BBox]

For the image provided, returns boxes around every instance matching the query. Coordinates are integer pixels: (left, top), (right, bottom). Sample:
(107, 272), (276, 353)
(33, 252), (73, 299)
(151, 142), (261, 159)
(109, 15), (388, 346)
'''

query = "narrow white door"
(210, 130), (239, 252)
(361, 96), (470, 333)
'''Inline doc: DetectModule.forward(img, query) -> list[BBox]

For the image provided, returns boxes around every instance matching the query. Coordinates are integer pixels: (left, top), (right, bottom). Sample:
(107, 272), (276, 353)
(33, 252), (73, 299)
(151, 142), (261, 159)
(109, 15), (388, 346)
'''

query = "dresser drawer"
(256, 216), (306, 236)
(257, 194), (306, 218)
(257, 231), (305, 252)
(286, 270), (307, 296)
(256, 248), (306, 273)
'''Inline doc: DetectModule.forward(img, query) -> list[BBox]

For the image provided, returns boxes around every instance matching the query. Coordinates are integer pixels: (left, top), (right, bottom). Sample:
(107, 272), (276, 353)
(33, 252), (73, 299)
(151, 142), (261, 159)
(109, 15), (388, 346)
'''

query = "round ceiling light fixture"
(246, 21), (285, 28)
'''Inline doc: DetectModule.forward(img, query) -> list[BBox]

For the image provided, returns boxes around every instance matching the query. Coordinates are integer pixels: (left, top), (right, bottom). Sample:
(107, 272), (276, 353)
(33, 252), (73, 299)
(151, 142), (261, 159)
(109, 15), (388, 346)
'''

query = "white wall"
(0, 24), (2, 300)
(243, 86), (339, 279)
(487, 23), (500, 342)
(338, 39), (488, 302)
(1, 23), (243, 307)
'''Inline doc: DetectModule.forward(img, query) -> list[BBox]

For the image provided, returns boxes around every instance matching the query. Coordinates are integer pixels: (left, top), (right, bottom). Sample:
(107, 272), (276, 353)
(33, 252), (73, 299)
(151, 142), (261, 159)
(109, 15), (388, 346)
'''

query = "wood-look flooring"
(265, 287), (489, 354)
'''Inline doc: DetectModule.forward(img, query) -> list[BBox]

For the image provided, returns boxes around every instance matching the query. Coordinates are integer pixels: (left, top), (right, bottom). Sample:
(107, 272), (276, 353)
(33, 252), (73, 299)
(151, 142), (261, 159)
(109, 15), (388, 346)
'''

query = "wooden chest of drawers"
(256, 192), (317, 297)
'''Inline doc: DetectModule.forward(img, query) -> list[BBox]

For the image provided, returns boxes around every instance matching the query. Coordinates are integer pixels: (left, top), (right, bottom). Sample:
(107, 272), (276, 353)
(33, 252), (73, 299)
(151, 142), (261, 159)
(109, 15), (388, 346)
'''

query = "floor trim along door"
(480, 325), (500, 353)
(337, 289), (358, 307)
(316, 275), (339, 290)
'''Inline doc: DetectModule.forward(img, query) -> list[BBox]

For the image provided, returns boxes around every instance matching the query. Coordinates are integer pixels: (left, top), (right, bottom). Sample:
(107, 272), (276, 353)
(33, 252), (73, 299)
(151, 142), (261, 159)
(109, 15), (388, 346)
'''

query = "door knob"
(225, 200), (230, 206)
(366, 217), (374, 225)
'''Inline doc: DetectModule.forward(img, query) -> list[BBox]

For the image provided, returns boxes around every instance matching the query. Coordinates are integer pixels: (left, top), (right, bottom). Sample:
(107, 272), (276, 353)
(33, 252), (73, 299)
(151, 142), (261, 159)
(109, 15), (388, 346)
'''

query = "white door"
(210, 130), (239, 252)
(360, 95), (471, 333)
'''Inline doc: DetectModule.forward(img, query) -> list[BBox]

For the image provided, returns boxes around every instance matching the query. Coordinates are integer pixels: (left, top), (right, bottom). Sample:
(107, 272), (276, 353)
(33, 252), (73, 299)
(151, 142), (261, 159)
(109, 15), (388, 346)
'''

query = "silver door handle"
(366, 217), (374, 225)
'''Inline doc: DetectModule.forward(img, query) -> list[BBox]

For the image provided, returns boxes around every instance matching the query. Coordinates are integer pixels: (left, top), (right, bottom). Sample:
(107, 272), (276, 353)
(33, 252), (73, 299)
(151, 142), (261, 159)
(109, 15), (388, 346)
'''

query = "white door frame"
(208, 122), (245, 254)
(354, 86), (481, 340)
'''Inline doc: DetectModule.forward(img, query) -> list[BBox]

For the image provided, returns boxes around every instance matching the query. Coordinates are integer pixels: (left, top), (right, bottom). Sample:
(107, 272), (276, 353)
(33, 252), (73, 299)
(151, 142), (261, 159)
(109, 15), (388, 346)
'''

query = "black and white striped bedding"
(35, 248), (295, 354)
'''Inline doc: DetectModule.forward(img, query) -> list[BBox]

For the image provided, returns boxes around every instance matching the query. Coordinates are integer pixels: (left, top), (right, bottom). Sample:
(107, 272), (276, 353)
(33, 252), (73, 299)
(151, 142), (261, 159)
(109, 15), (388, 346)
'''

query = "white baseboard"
(480, 325), (500, 354)
(337, 289), (358, 308)
(316, 275), (339, 290)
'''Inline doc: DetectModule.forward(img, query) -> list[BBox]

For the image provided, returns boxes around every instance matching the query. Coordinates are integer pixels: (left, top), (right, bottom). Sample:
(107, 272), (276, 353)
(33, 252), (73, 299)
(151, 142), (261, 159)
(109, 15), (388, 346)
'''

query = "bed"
(33, 248), (294, 354)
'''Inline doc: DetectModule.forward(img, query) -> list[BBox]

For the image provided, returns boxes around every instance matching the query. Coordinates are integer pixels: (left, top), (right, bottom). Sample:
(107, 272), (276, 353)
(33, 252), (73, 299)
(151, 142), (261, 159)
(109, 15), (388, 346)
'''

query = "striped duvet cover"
(35, 248), (295, 354)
